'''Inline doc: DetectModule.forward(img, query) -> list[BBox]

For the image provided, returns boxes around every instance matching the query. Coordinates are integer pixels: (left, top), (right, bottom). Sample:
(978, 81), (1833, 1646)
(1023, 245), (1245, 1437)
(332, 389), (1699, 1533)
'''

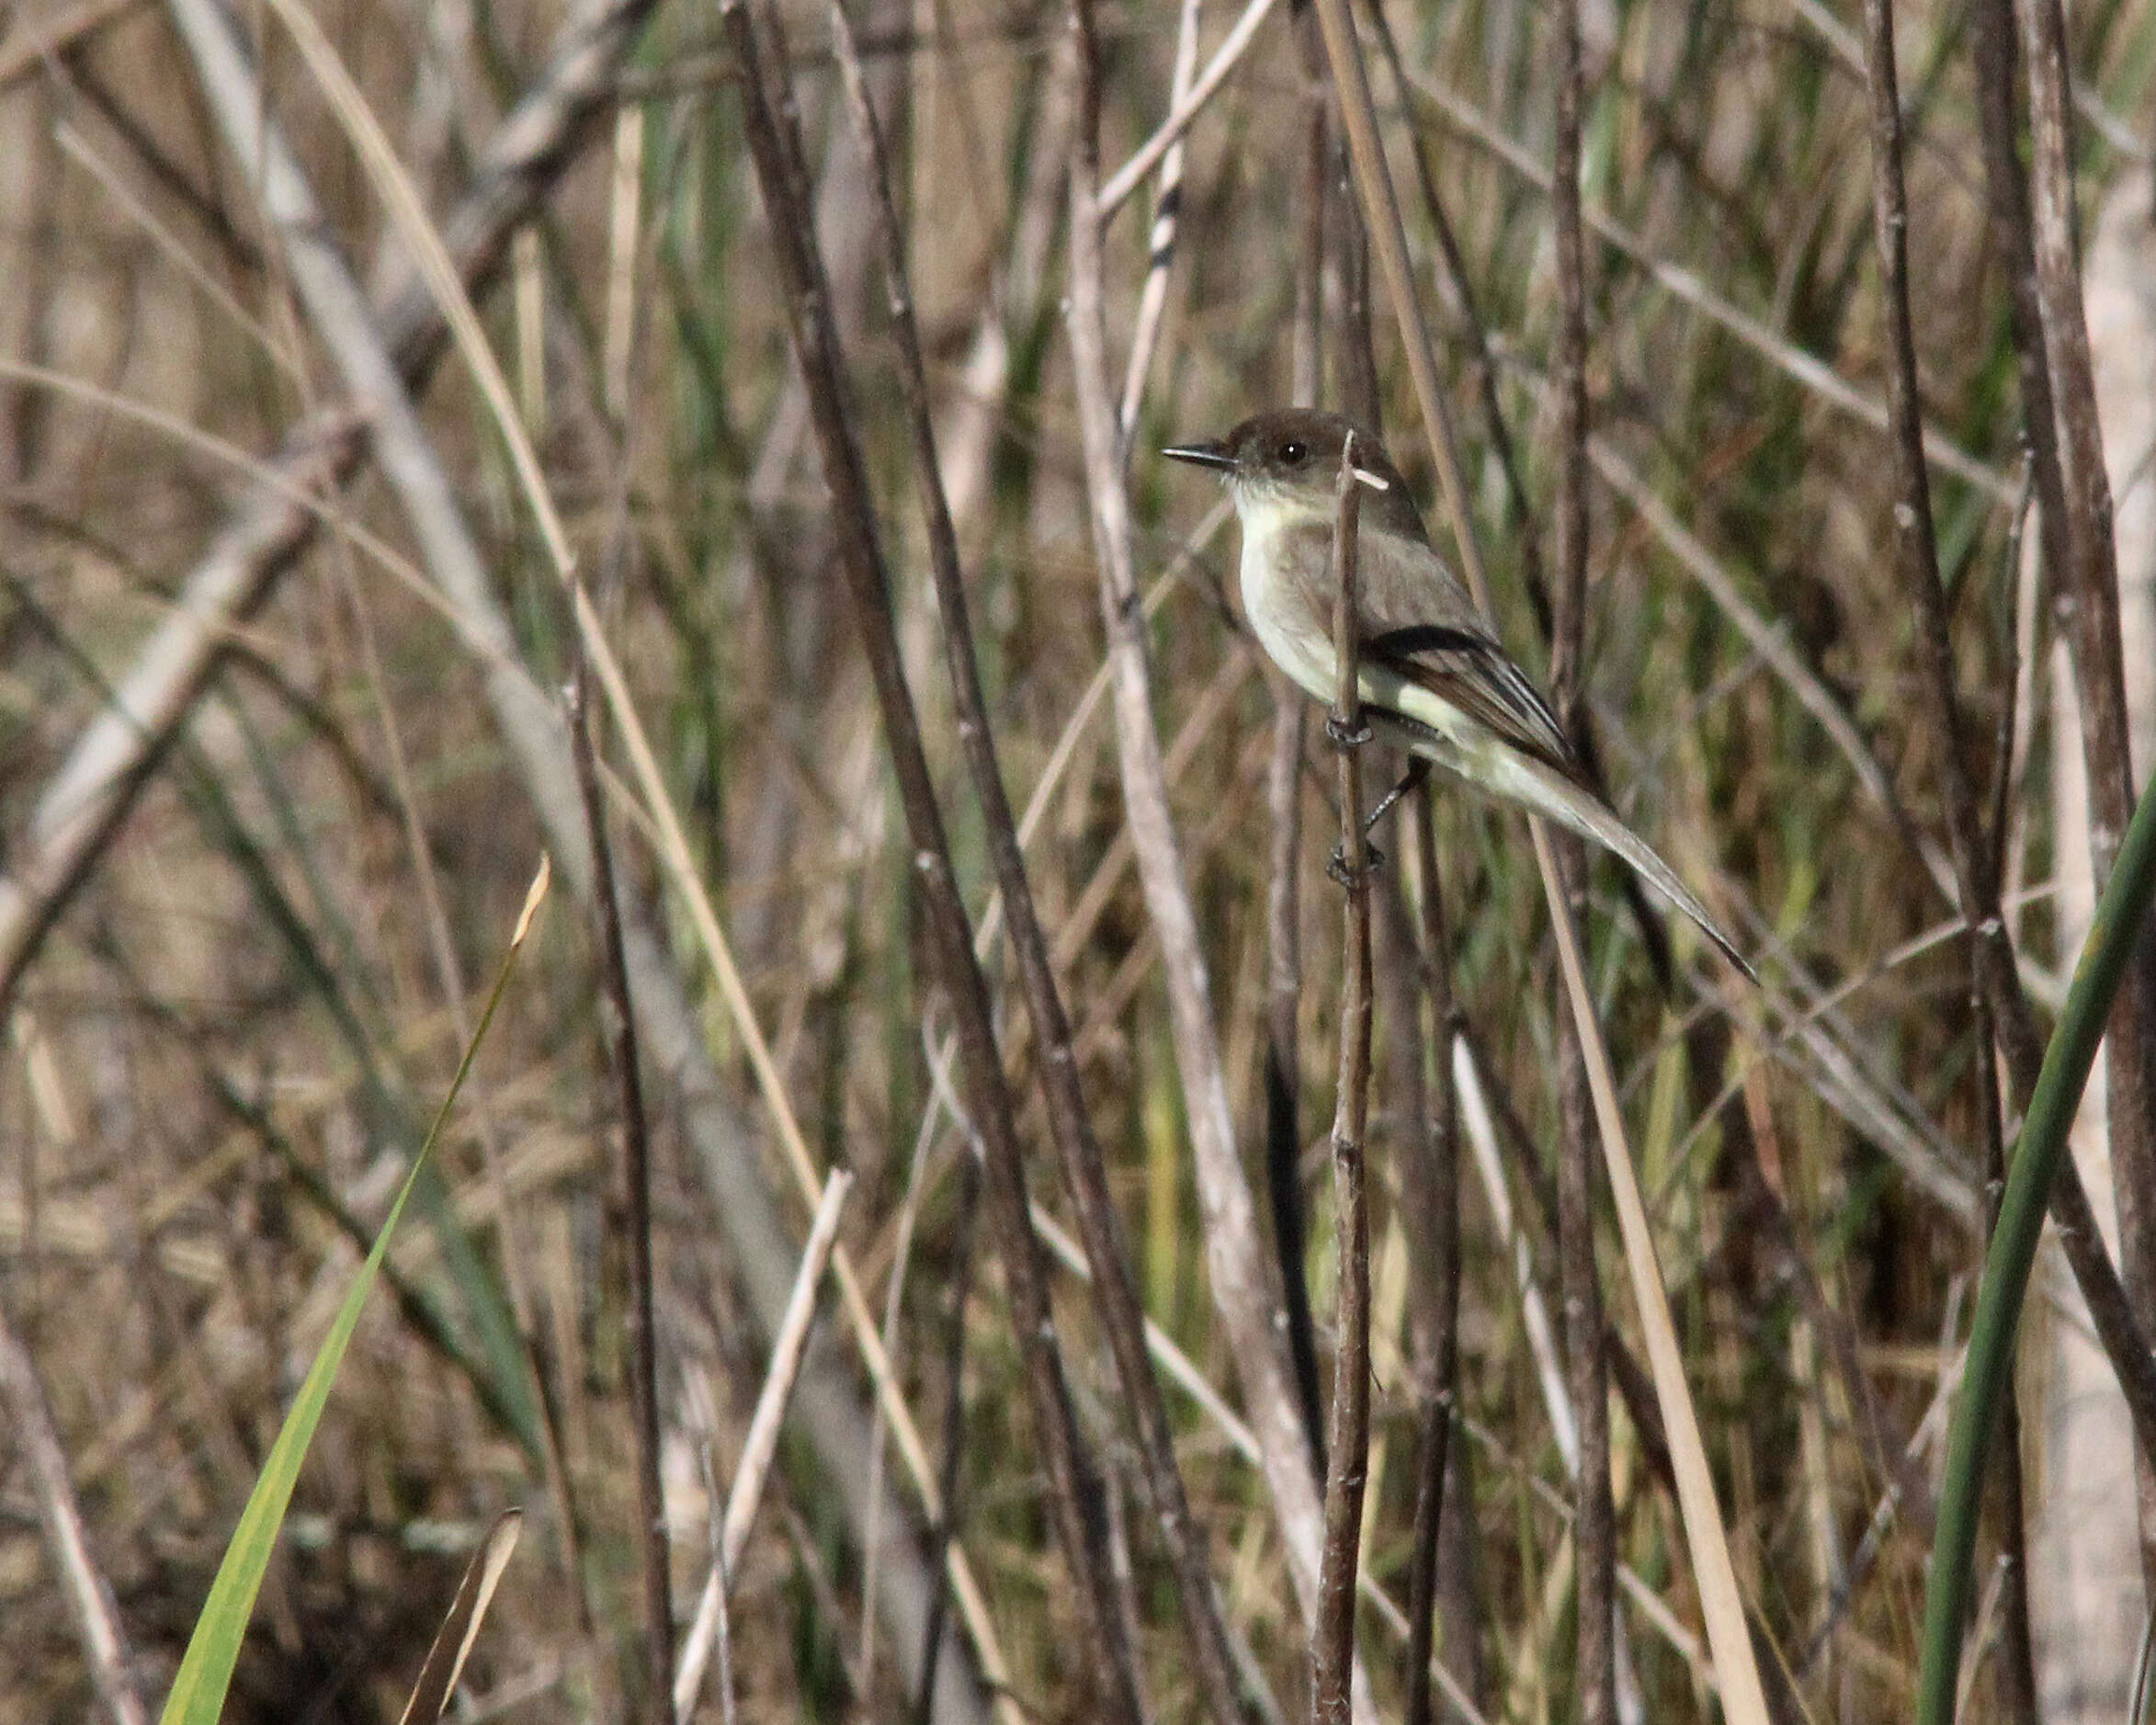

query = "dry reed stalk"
(0, 1291), (147, 1725)
(1398, 805), (1466, 1725)
(1311, 437), (1375, 1725)
(675, 1171), (854, 1719)
(1547, 0), (1617, 1711)
(1095, 0), (1281, 215)
(565, 651), (674, 1719)
(1117, 0), (1203, 439)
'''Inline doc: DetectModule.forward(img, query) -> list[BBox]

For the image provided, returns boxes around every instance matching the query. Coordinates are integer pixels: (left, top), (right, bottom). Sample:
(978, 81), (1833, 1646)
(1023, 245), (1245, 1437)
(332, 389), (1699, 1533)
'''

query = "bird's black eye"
(1279, 440), (1308, 464)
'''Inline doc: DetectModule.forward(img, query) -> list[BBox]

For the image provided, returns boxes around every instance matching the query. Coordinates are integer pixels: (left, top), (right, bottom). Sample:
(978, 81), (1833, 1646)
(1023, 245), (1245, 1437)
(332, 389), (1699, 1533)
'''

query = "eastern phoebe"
(1165, 408), (1751, 978)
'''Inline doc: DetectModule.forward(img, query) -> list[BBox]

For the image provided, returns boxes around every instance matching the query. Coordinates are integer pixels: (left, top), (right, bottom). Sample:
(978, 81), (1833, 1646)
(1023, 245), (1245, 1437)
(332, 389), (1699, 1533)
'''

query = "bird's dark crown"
(1165, 409), (1428, 542)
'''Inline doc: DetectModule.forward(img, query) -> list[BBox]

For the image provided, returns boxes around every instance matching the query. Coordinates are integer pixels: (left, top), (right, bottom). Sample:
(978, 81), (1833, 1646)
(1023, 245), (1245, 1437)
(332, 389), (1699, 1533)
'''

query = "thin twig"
(1401, 802), (1466, 1725)
(565, 639), (674, 1720)
(1311, 437), (1375, 1725)
(1116, 0), (1201, 442)
(1547, 0), (1617, 1712)
(0, 1291), (148, 1725)
(675, 1172), (853, 1719)
(1095, 0), (1280, 216)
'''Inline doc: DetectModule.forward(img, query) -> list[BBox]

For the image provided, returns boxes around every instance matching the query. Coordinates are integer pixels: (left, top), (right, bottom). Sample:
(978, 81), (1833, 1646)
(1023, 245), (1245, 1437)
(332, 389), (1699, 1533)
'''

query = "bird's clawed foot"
(1328, 840), (1386, 889)
(1325, 711), (1373, 751)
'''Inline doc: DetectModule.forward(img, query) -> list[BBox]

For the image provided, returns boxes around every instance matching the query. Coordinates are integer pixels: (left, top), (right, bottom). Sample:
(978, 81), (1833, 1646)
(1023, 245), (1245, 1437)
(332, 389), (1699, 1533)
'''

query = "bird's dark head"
(1163, 409), (1425, 540)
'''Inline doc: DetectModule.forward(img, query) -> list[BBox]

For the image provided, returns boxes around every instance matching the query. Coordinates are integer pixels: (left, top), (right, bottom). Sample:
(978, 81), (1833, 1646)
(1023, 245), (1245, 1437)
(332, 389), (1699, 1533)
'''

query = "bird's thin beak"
(1162, 439), (1234, 473)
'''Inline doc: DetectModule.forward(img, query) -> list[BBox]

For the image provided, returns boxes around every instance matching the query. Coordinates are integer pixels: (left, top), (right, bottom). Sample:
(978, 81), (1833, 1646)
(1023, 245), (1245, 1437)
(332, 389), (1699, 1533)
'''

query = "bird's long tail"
(1510, 752), (1755, 982)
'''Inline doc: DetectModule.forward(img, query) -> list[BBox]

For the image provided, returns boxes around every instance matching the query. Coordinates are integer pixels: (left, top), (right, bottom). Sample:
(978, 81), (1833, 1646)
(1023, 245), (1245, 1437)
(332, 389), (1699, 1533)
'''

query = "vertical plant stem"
(1269, 13), (1329, 1480)
(1116, 0), (1201, 441)
(566, 640), (675, 1723)
(1976, 504), (2041, 1725)
(720, 6), (1143, 1715)
(1975, 986), (2041, 1725)
(912, 1154), (981, 1725)
(1546, 0), (1615, 1716)
(1311, 437), (1374, 1725)
(1401, 803), (1466, 1725)
(0, 1289), (148, 1725)
(830, 13), (1252, 1720)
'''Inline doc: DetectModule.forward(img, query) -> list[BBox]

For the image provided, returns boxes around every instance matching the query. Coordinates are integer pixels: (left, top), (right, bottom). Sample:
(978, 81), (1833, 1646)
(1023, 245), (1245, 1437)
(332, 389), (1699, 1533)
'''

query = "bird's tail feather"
(1515, 755), (1755, 983)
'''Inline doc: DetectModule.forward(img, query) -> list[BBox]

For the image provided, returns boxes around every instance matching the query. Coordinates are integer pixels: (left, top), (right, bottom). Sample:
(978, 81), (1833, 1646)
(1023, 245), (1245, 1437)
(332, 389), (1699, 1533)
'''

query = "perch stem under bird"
(1164, 409), (1754, 982)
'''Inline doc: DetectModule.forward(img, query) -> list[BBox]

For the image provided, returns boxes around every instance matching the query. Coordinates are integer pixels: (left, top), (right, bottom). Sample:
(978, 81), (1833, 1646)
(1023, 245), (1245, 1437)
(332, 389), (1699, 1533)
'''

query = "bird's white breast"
(1235, 495), (1339, 706)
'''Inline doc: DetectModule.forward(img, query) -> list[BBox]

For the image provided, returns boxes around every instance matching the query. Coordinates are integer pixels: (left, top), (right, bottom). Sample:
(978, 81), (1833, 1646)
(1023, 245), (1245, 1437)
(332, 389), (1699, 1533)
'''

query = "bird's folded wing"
(1362, 620), (1579, 783)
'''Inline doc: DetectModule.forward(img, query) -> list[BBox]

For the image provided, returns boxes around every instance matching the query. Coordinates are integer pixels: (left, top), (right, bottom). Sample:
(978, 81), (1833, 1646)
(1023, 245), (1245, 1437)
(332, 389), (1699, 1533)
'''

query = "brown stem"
(0, 1289), (148, 1725)
(720, 5), (1142, 1715)
(911, 1153), (981, 1725)
(565, 648), (675, 1720)
(1975, 979), (2040, 1725)
(1548, 1), (1617, 1714)
(1311, 437), (1375, 1725)
(1399, 804), (1466, 1725)
(1269, 3), (1327, 1480)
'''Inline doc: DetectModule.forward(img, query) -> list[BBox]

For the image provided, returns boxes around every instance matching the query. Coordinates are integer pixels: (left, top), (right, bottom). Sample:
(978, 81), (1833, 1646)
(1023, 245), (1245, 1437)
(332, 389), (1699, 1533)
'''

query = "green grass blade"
(1915, 785), (2156, 1725)
(158, 861), (551, 1725)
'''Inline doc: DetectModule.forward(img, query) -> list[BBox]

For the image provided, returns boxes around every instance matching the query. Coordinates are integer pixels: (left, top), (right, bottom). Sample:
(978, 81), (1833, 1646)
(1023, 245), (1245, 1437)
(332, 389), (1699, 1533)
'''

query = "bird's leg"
(1361, 758), (1431, 845)
(1328, 759), (1428, 887)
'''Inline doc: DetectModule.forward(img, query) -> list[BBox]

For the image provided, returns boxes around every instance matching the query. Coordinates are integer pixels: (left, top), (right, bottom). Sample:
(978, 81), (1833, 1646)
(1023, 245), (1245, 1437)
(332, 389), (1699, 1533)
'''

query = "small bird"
(1165, 408), (1752, 979)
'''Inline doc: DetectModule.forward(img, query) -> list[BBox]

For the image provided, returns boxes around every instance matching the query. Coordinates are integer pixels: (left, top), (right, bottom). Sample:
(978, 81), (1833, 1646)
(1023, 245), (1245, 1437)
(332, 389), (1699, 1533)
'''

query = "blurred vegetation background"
(3, 0), (2154, 1717)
